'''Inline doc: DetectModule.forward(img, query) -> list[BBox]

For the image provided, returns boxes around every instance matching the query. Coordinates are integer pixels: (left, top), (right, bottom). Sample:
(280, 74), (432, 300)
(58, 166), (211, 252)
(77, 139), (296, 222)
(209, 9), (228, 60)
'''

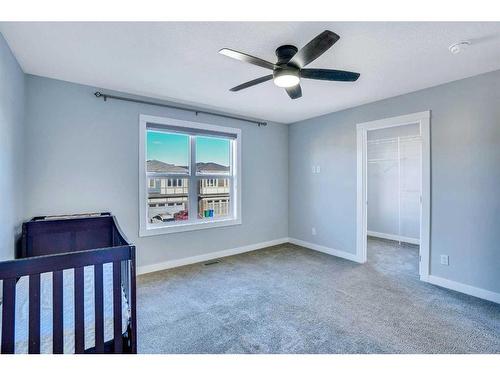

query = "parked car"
(152, 213), (174, 223)
(174, 210), (188, 221)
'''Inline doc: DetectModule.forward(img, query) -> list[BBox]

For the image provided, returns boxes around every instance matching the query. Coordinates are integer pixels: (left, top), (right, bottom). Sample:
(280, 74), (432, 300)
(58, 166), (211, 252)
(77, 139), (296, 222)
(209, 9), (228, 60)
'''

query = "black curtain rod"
(94, 91), (267, 127)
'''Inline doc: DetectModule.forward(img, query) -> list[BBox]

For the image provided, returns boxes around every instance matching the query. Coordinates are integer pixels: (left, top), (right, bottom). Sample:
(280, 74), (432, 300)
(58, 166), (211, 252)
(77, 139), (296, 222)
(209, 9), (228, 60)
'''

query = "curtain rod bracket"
(93, 91), (267, 127)
(95, 91), (107, 101)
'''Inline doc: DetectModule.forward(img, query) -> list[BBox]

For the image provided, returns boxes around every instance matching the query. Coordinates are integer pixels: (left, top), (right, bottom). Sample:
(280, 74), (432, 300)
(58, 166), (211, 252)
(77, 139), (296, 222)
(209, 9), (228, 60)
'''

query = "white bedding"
(0, 263), (130, 354)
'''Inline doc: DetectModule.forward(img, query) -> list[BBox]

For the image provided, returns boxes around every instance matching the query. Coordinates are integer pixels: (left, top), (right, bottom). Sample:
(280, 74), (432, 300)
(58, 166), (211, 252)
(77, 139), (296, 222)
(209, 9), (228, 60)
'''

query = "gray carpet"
(137, 238), (500, 353)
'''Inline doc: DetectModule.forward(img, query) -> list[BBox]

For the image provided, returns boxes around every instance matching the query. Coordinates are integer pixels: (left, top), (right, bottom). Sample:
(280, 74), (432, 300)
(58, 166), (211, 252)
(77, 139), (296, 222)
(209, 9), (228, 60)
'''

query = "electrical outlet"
(440, 255), (449, 266)
(311, 227), (317, 236)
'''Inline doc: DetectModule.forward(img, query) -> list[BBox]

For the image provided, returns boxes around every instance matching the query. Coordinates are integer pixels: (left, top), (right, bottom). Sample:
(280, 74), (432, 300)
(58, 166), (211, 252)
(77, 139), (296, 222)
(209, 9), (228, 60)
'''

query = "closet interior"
(367, 123), (422, 245)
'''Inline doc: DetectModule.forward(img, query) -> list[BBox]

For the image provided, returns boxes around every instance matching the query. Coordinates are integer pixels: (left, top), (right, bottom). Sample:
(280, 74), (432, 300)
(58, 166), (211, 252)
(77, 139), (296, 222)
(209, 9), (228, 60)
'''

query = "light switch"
(440, 255), (449, 266)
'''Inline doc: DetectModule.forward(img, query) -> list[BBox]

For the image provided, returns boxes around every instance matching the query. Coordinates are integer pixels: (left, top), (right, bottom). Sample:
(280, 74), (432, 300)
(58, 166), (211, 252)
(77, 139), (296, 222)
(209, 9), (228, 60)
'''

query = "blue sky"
(196, 136), (230, 166)
(147, 131), (229, 167)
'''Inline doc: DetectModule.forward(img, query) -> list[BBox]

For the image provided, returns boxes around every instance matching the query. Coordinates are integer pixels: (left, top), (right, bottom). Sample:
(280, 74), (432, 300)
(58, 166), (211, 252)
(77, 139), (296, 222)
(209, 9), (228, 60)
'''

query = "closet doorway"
(356, 111), (430, 279)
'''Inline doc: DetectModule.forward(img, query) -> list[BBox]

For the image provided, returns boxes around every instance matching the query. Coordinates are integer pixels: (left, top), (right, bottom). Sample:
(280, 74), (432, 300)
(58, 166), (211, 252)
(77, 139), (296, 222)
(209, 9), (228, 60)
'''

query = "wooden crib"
(0, 213), (137, 354)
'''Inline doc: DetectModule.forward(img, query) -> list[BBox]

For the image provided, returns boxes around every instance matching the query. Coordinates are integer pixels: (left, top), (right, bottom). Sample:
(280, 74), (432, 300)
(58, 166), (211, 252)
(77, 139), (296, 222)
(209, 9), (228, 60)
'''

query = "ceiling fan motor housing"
(275, 45), (299, 64)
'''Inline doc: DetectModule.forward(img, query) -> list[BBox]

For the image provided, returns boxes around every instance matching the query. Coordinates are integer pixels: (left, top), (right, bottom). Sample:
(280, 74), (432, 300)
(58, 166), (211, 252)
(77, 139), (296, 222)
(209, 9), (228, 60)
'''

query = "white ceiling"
(1, 22), (500, 124)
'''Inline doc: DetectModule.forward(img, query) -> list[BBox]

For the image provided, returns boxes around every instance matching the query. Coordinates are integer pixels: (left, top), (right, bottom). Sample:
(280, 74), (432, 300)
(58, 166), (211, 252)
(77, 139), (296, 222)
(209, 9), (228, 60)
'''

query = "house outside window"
(139, 115), (241, 236)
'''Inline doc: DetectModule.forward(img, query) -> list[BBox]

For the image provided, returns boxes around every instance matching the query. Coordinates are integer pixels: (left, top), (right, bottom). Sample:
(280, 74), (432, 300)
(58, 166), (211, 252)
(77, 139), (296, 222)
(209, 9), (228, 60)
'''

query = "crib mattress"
(0, 263), (130, 353)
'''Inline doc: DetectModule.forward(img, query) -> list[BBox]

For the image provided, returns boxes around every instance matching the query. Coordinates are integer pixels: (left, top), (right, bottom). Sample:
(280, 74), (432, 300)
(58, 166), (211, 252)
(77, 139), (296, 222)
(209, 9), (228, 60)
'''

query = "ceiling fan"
(219, 30), (360, 99)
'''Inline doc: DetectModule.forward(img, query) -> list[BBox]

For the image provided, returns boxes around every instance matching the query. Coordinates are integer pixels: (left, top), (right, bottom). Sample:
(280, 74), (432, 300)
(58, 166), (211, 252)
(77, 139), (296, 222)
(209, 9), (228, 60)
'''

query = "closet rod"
(94, 91), (267, 127)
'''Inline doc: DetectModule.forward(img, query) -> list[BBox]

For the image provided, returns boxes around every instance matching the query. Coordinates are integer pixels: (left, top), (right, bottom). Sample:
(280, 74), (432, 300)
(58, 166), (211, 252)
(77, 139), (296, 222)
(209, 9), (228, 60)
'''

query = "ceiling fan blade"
(219, 48), (276, 70)
(230, 75), (273, 92)
(288, 30), (340, 68)
(300, 69), (360, 82)
(285, 84), (302, 99)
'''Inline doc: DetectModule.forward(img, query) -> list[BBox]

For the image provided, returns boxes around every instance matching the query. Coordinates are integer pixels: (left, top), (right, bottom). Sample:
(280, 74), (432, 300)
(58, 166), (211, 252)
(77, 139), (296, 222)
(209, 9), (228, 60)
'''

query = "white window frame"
(139, 114), (242, 236)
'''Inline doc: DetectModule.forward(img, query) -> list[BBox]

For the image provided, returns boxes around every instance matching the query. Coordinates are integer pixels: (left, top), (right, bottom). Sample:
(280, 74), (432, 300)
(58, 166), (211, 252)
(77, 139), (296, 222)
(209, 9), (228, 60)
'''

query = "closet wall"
(367, 123), (421, 244)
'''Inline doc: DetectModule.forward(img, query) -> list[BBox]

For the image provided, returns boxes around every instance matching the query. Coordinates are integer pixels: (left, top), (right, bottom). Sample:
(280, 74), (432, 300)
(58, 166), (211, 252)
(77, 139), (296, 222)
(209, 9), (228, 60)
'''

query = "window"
(139, 115), (241, 236)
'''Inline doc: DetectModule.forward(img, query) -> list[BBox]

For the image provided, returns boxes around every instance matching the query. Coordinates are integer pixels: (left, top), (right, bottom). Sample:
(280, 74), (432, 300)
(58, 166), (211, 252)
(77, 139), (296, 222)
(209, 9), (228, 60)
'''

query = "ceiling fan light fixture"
(273, 69), (300, 88)
(220, 30), (359, 99)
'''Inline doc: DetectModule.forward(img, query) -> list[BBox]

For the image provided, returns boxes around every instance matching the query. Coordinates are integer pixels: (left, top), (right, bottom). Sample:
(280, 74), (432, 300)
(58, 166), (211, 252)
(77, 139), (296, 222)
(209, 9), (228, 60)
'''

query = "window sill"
(139, 217), (242, 237)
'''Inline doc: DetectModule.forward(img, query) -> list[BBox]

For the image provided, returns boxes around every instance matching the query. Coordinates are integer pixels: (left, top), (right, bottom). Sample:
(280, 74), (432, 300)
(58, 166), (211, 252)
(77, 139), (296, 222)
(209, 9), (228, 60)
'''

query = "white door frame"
(356, 111), (431, 278)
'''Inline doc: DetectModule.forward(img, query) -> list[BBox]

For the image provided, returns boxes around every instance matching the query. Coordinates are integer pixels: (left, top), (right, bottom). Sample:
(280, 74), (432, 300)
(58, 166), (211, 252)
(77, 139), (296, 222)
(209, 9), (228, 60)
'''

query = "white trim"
(137, 237), (289, 275)
(420, 112), (431, 278)
(356, 111), (430, 131)
(288, 238), (363, 263)
(356, 126), (365, 264)
(140, 114), (243, 135)
(356, 111), (431, 279)
(142, 217), (242, 236)
(421, 275), (500, 304)
(139, 114), (242, 237)
(367, 231), (420, 245)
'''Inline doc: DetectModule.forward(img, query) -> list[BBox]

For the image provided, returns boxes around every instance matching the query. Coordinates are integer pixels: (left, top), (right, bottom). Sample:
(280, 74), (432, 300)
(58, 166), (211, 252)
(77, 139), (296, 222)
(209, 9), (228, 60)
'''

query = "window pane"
(147, 130), (189, 174)
(198, 178), (230, 218)
(148, 177), (189, 224)
(196, 136), (230, 175)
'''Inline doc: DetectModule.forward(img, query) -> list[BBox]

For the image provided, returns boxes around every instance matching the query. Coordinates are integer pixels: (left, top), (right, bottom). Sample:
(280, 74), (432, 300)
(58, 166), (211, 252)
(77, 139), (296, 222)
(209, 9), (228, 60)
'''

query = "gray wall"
(289, 69), (500, 293)
(24, 75), (289, 269)
(0, 34), (24, 261)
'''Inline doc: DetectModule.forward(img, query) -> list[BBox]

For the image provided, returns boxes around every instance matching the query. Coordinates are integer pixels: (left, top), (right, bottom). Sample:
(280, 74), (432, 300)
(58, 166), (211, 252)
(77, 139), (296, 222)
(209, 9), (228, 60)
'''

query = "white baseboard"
(421, 275), (500, 304)
(367, 230), (420, 245)
(288, 237), (363, 263)
(137, 237), (289, 275)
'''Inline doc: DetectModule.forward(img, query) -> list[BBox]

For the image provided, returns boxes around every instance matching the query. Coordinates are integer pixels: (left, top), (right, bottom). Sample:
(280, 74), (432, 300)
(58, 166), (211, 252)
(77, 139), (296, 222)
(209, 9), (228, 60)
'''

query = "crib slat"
(74, 267), (85, 353)
(112, 261), (122, 353)
(28, 274), (41, 354)
(94, 263), (104, 353)
(52, 270), (64, 353)
(130, 247), (137, 354)
(1, 278), (16, 354)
